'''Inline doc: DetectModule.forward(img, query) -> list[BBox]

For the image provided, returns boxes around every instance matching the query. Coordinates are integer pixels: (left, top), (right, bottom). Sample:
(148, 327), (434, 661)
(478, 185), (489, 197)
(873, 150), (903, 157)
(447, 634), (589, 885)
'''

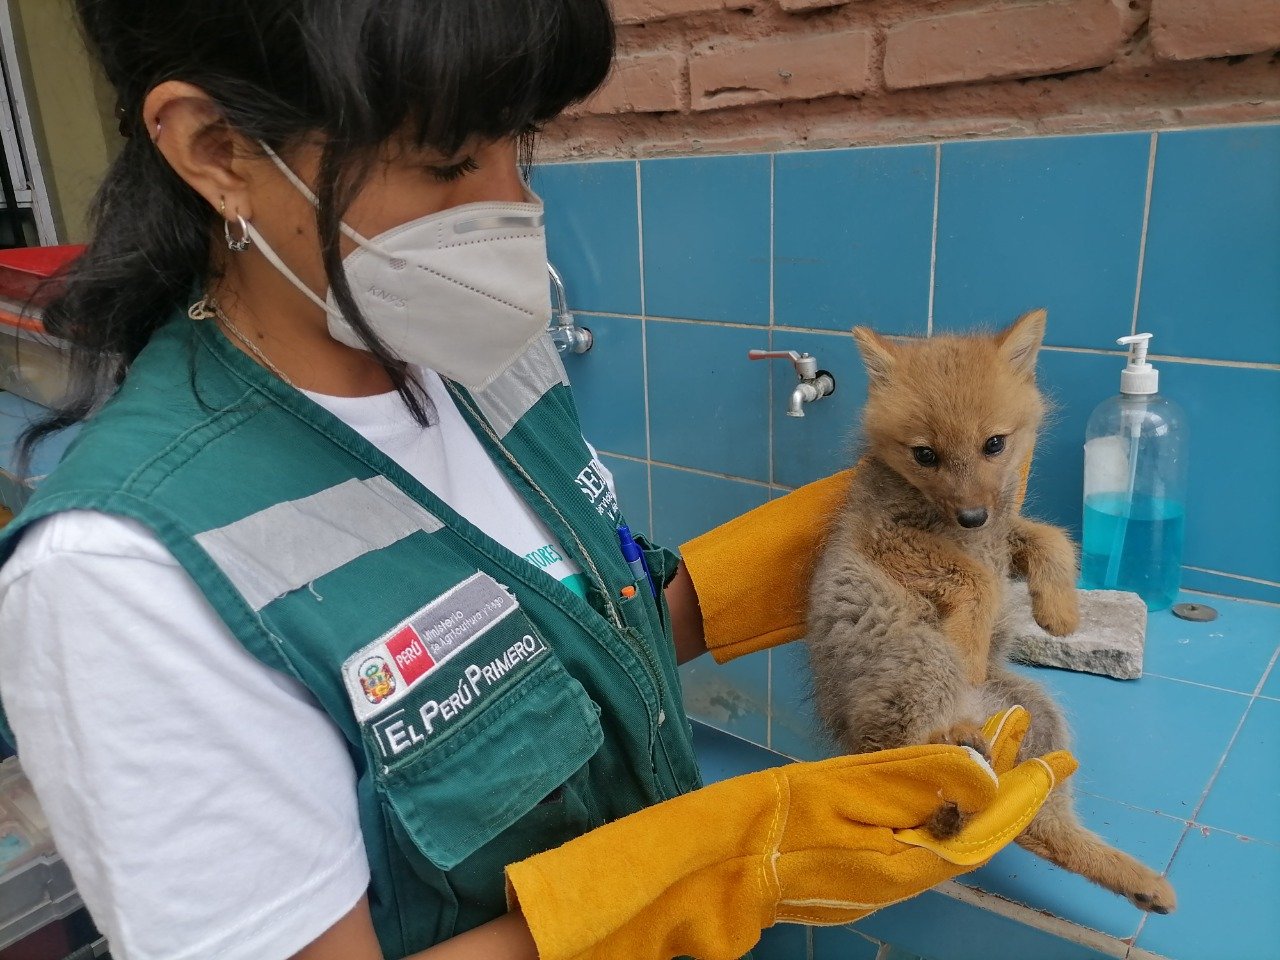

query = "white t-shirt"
(0, 369), (611, 960)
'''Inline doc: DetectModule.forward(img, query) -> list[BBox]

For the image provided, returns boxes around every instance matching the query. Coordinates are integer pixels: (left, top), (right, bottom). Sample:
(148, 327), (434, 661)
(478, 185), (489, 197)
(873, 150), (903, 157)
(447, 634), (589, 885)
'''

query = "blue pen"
(616, 523), (656, 597)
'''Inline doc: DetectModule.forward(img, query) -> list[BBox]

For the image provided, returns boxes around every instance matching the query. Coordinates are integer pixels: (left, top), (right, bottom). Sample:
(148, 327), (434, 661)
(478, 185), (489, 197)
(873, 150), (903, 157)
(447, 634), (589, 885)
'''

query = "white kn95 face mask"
(244, 142), (552, 391)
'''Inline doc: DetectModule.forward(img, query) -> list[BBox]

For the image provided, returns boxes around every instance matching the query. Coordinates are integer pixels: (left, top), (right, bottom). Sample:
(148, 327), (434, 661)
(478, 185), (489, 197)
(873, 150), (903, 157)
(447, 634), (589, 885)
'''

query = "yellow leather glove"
(680, 457), (1033, 664)
(507, 707), (1075, 960)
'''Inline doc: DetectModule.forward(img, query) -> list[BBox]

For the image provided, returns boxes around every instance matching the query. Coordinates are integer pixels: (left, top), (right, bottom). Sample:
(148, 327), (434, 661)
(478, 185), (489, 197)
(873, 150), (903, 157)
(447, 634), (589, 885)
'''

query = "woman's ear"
(143, 80), (255, 222)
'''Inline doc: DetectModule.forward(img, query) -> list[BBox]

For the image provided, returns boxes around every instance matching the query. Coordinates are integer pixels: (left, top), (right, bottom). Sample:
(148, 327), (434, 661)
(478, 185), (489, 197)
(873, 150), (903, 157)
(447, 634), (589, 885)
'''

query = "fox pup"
(805, 310), (1176, 914)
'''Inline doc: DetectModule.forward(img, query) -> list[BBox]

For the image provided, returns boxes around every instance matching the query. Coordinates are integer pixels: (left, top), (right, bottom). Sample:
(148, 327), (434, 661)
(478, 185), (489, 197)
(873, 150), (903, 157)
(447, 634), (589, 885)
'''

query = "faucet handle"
(748, 349), (818, 379)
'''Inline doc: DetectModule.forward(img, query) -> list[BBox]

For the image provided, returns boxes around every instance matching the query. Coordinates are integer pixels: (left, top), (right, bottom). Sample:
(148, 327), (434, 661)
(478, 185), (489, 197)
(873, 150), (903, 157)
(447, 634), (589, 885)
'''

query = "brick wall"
(540, 0), (1280, 158)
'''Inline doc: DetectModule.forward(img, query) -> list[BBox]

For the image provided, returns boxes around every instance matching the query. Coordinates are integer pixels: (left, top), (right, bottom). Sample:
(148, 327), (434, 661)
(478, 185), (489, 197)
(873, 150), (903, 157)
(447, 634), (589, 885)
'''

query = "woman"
(0, 2), (1071, 958)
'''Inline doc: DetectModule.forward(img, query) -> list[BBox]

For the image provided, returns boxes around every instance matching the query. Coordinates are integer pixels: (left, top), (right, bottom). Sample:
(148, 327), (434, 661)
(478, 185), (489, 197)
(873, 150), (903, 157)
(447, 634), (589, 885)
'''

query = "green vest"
(0, 316), (702, 955)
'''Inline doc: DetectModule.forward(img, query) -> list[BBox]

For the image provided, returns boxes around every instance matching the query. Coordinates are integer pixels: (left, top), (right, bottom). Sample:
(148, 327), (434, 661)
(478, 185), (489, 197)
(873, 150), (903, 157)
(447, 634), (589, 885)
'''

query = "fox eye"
(912, 446), (938, 467)
(984, 435), (1006, 456)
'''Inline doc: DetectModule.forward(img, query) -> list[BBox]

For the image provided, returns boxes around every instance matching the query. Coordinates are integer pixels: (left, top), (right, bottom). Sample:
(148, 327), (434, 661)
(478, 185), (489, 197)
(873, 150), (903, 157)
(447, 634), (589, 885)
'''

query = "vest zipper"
(447, 385), (669, 719)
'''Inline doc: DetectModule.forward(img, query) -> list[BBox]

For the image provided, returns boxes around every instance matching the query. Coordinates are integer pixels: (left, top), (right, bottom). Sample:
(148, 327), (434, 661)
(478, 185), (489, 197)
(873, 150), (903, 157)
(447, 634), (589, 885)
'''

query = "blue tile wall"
(933, 133), (1150, 350)
(649, 462), (768, 546)
(642, 155), (771, 324)
(1023, 350), (1117, 538)
(1139, 125), (1280, 365)
(1175, 361), (1280, 584)
(565, 314), (647, 460)
(679, 649), (770, 747)
(769, 643), (834, 762)
(646, 320), (771, 482)
(541, 122), (1280, 762)
(775, 145), (935, 334)
(533, 160), (641, 315)
(1179, 566), (1280, 605)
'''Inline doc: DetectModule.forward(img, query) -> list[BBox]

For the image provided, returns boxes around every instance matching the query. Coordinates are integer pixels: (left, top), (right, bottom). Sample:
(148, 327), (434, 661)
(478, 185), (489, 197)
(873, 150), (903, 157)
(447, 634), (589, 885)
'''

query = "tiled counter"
(699, 593), (1280, 960)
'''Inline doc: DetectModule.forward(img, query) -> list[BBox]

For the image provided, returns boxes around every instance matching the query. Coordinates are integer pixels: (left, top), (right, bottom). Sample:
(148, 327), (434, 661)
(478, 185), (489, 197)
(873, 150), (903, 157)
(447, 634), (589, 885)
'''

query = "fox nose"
(956, 507), (988, 529)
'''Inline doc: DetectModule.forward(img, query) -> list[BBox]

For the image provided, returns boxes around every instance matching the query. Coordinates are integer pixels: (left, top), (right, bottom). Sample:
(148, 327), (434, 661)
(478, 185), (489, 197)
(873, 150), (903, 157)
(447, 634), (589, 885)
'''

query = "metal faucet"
(547, 263), (593, 355)
(747, 349), (836, 418)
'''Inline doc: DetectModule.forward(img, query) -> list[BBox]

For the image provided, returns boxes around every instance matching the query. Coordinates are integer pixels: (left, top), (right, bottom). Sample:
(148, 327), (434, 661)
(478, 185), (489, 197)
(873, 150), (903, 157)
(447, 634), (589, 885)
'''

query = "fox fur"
(805, 310), (1176, 914)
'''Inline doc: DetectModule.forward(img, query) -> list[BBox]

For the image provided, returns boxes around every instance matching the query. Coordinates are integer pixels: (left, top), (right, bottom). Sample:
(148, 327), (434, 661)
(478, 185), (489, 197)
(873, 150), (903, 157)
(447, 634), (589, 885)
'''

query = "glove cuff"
(681, 470), (853, 664)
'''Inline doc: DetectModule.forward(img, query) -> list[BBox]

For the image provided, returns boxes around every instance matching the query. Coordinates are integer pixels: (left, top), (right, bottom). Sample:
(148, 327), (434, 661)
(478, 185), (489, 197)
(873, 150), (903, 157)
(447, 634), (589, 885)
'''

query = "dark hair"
(19, 0), (614, 467)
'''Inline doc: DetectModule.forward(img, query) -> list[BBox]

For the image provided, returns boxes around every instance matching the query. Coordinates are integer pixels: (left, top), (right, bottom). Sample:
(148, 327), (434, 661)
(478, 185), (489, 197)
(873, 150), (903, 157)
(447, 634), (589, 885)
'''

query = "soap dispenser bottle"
(1081, 333), (1188, 611)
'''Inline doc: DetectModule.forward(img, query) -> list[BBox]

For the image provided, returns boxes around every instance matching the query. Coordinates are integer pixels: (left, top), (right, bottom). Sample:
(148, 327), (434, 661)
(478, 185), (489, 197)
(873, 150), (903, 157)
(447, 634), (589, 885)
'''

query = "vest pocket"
(370, 620), (604, 873)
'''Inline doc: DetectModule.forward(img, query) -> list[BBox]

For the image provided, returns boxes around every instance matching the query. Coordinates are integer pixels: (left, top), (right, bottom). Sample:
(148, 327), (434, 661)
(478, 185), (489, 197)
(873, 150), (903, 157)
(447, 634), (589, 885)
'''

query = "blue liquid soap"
(1081, 333), (1188, 613)
(1081, 493), (1185, 611)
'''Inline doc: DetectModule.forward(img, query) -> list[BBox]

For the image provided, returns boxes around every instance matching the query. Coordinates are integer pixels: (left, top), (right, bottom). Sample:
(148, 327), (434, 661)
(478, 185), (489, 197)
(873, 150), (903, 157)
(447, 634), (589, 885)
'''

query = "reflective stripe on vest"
(471, 335), (568, 439)
(195, 475), (443, 611)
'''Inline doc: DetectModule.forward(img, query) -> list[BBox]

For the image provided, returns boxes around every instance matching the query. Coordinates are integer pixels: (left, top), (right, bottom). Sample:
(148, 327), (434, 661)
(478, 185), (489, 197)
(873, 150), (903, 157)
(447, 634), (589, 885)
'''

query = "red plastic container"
(0, 245), (84, 313)
(0, 245), (81, 406)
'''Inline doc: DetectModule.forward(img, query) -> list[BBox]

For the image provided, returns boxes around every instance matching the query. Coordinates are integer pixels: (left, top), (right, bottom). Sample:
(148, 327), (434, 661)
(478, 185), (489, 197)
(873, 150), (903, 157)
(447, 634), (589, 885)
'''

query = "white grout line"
(569, 312), (1280, 370)
(765, 158), (780, 748)
(769, 152), (776, 330)
(1039, 343), (1280, 371)
(1152, 665), (1264, 938)
(1183, 700), (1253, 831)
(592, 451), (810, 503)
(1139, 672), (1255, 698)
(1177, 586), (1280, 609)
(766, 648), (773, 750)
(636, 160), (655, 537)
(597, 449), (648, 465)
(1073, 787), (1192, 824)
(1183, 566), (1280, 590)
(644, 456), (772, 488)
(636, 160), (646, 318)
(927, 143), (941, 337)
(1250, 638), (1280, 699)
(767, 154), (776, 497)
(1181, 583), (1280, 610)
(1131, 132), (1158, 337)
(1140, 352), (1280, 372)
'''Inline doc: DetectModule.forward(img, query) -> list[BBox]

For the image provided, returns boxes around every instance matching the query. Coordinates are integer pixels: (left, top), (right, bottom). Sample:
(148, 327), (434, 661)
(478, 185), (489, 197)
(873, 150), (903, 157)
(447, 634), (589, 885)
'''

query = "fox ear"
(996, 308), (1047, 378)
(853, 326), (897, 389)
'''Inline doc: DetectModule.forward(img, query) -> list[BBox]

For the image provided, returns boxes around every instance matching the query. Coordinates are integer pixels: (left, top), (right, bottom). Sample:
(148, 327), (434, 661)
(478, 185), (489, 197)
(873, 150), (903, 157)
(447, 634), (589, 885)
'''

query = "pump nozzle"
(1117, 332), (1158, 396)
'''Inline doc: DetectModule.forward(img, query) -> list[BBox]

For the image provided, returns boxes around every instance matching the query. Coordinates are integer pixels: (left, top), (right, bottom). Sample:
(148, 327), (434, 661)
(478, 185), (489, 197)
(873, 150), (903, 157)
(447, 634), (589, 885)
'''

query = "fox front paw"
(1032, 588), (1080, 636)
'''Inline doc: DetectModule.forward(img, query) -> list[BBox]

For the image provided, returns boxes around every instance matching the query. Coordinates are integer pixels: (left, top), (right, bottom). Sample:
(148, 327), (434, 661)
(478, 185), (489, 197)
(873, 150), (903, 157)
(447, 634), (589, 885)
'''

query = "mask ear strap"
(258, 140), (321, 205)
(258, 140), (377, 250)
(243, 220), (333, 315)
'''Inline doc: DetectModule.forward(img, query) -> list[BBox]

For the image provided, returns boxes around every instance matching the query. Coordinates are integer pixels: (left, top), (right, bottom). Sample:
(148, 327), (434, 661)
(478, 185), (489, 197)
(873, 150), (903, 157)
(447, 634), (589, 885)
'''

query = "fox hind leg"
(1017, 789), (1177, 913)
